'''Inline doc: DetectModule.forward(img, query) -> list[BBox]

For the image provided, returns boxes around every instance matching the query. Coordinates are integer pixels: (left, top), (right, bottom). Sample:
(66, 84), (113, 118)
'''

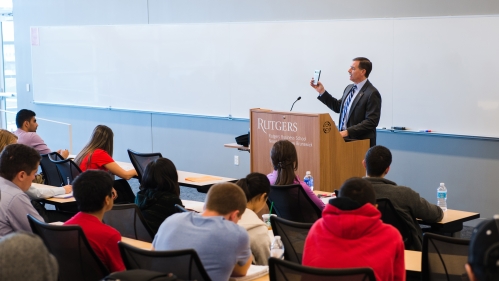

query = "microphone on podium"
(290, 96), (301, 111)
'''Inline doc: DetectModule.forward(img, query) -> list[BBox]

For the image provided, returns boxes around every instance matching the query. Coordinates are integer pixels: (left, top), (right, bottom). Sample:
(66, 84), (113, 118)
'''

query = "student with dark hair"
(0, 130), (72, 199)
(466, 216), (499, 281)
(303, 177), (405, 281)
(363, 145), (443, 250)
(153, 183), (252, 281)
(14, 109), (69, 158)
(236, 172), (271, 265)
(0, 144), (45, 237)
(64, 170), (125, 272)
(267, 140), (325, 210)
(135, 158), (183, 234)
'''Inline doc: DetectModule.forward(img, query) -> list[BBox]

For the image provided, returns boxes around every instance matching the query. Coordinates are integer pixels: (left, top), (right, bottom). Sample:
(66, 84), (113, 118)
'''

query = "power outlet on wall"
(234, 155), (239, 166)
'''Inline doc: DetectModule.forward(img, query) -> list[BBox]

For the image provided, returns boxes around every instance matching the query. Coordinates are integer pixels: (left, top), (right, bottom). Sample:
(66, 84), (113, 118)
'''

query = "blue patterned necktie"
(339, 85), (357, 131)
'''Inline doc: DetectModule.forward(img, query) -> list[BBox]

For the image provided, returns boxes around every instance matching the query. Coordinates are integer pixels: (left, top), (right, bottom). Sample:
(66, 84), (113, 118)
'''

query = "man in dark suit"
(310, 57), (381, 146)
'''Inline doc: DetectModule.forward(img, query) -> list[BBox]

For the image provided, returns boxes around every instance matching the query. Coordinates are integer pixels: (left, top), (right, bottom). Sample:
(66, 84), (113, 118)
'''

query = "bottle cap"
(306, 171), (311, 174)
(440, 183), (445, 186)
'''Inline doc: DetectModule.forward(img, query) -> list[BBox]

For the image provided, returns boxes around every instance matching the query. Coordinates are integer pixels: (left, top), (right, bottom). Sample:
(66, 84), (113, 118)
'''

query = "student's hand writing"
(63, 185), (72, 194)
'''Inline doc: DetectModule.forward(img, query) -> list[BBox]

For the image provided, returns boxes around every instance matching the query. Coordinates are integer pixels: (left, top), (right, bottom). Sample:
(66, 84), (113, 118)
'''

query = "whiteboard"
(31, 16), (499, 137)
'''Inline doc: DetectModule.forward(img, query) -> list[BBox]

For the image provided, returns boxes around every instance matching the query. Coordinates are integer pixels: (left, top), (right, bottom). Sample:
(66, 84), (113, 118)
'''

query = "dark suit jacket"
(317, 80), (381, 146)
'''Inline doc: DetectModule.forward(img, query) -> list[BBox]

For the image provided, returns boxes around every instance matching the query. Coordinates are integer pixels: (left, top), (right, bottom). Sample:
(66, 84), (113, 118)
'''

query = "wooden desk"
(121, 237), (153, 250)
(224, 143), (250, 152)
(115, 161), (237, 193)
(314, 190), (480, 234)
(419, 209), (480, 234)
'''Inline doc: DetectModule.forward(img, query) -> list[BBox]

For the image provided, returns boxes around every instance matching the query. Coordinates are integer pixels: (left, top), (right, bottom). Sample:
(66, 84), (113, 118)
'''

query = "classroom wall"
(13, 0), (499, 220)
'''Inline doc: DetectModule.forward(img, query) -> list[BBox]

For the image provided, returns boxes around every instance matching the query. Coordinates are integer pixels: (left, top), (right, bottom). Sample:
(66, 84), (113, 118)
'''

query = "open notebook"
(53, 192), (73, 199)
(229, 265), (268, 281)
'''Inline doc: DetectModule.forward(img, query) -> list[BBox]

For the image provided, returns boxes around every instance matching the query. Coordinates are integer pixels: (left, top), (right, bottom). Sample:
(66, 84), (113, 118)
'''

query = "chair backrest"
(127, 149), (162, 182)
(118, 242), (212, 281)
(40, 152), (64, 186)
(270, 216), (313, 264)
(269, 257), (376, 281)
(103, 204), (154, 243)
(27, 214), (109, 281)
(376, 198), (415, 249)
(422, 232), (470, 281)
(51, 158), (82, 185)
(268, 184), (322, 223)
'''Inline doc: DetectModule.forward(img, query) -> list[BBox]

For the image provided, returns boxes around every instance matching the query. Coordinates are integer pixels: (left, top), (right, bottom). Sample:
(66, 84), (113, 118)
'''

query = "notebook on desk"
(229, 265), (268, 281)
(53, 192), (73, 199)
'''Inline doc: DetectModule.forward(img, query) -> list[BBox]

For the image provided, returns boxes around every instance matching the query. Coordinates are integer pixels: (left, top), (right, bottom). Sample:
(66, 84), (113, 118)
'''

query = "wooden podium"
(249, 108), (369, 192)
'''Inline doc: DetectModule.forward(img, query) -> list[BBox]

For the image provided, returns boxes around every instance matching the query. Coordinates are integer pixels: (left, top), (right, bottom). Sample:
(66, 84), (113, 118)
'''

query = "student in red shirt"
(64, 170), (125, 272)
(74, 125), (137, 203)
(74, 125), (136, 179)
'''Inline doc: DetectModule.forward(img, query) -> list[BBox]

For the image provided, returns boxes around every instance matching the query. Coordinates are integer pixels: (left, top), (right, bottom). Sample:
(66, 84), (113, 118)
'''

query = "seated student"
(363, 145), (443, 250)
(0, 144), (45, 238)
(303, 177), (405, 281)
(14, 109), (69, 158)
(74, 125), (137, 203)
(0, 130), (72, 199)
(236, 172), (272, 265)
(466, 216), (499, 281)
(153, 182), (252, 281)
(135, 158), (183, 234)
(0, 232), (58, 281)
(64, 170), (125, 272)
(267, 140), (325, 210)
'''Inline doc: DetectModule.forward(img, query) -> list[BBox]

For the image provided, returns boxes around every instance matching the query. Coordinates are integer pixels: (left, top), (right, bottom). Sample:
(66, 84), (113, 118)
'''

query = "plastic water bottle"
(270, 236), (285, 259)
(304, 171), (314, 191)
(437, 183), (447, 211)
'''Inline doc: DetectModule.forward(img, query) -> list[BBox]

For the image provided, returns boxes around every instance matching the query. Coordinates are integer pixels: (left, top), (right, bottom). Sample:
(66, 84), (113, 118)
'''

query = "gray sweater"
(0, 232), (58, 281)
(364, 177), (443, 251)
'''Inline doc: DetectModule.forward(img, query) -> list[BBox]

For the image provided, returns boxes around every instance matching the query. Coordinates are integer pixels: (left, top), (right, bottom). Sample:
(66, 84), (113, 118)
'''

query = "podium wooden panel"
(250, 108), (369, 192)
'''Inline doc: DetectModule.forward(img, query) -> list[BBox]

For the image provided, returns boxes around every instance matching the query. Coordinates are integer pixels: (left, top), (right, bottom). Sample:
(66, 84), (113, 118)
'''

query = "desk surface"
(313, 190), (479, 226)
(114, 161), (237, 188)
(224, 143), (250, 152)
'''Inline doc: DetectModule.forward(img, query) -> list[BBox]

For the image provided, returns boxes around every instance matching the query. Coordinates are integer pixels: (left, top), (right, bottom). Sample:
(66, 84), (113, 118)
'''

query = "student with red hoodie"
(303, 177), (405, 281)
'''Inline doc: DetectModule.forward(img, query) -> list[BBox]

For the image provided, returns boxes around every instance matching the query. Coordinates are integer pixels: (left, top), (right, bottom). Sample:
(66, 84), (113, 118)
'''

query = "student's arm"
(409, 189), (444, 222)
(231, 255), (252, 277)
(231, 229), (253, 277)
(26, 185), (68, 199)
(103, 162), (137, 180)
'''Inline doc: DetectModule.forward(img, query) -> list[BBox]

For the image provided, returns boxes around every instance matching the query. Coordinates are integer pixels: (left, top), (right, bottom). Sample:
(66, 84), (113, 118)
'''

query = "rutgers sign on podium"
(250, 108), (369, 192)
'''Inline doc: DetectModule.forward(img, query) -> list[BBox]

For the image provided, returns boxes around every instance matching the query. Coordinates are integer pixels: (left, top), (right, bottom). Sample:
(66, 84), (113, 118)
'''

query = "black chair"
(269, 257), (376, 281)
(127, 149), (163, 182)
(27, 214), (109, 281)
(102, 204), (154, 243)
(51, 158), (82, 185)
(268, 184), (322, 223)
(40, 152), (64, 186)
(118, 242), (212, 281)
(376, 198), (417, 250)
(422, 233), (470, 281)
(270, 216), (313, 264)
